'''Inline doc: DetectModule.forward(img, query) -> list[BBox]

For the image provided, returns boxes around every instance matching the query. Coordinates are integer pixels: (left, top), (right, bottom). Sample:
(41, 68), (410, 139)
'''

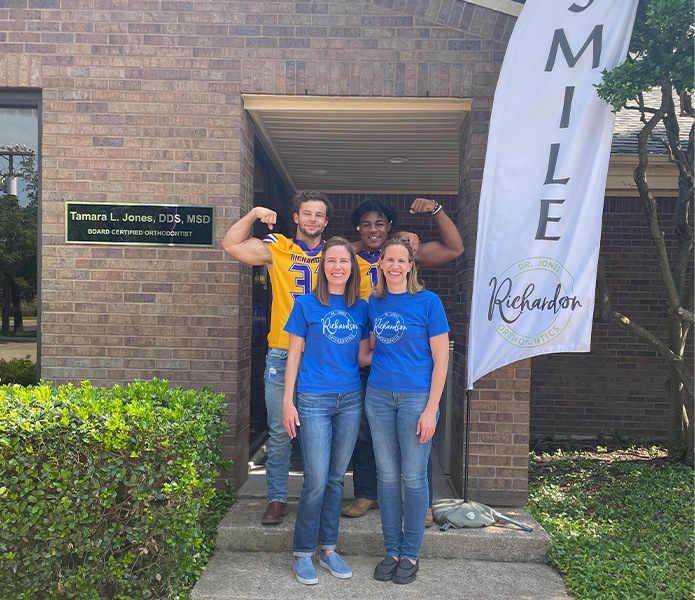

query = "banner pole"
(464, 388), (471, 503)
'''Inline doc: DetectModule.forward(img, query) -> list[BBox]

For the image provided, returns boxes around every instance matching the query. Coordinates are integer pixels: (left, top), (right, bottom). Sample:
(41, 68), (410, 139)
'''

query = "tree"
(0, 153), (37, 334)
(595, 0), (693, 462)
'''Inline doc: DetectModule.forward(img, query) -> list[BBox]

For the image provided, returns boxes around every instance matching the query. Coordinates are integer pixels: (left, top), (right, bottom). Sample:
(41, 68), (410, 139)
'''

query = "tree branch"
(676, 306), (694, 325)
(634, 87), (687, 316)
(597, 257), (694, 399)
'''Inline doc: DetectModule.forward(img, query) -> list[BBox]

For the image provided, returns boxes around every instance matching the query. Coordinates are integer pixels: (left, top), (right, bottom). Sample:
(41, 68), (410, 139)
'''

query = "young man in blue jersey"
(222, 190), (333, 525)
(343, 195), (463, 524)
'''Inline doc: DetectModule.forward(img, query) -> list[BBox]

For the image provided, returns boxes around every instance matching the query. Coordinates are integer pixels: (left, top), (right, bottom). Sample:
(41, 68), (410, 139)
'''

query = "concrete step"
(214, 498), (550, 563)
(193, 462), (567, 599)
(191, 551), (572, 600)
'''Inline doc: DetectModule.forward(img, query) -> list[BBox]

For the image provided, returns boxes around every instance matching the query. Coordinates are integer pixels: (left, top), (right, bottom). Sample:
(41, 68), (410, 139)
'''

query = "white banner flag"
(466, 0), (638, 389)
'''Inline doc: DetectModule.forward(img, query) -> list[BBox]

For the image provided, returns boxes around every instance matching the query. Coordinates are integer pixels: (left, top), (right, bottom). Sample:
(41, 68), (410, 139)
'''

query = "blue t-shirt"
(368, 289), (449, 393)
(284, 293), (369, 394)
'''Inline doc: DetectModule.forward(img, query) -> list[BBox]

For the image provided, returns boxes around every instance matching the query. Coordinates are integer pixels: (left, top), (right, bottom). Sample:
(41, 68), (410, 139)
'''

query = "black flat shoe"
(374, 556), (399, 581)
(393, 558), (419, 584)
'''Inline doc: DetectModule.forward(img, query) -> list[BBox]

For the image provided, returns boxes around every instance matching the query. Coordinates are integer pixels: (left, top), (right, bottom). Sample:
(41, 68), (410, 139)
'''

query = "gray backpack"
(432, 499), (533, 532)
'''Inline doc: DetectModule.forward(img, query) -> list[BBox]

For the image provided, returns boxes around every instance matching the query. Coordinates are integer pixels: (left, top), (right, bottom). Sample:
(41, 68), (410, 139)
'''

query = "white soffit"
(468, 0), (523, 16)
(242, 95), (472, 195)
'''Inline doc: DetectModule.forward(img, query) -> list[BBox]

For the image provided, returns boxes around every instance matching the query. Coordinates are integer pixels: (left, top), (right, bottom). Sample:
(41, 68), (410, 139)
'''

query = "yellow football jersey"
(357, 250), (380, 301)
(265, 233), (324, 349)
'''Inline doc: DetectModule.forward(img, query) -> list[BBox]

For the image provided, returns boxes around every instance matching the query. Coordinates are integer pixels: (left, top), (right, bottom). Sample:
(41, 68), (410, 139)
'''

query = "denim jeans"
(352, 369), (434, 505)
(365, 386), (434, 562)
(293, 389), (363, 556)
(350, 367), (378, 500)
(264, 347), (292, 504)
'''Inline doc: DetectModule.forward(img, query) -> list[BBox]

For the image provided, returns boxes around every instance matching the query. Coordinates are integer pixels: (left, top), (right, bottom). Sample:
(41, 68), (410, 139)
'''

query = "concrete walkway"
(193, 552), (572, 600)
(192, 450), (573, 600)
(0, 338), (36, 361)
(0, 317), (37, 362)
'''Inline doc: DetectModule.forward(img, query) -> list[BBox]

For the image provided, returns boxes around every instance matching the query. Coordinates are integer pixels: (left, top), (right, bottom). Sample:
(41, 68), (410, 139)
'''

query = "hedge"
(0, 379), (232, 599)
(0, 356), (36, 386)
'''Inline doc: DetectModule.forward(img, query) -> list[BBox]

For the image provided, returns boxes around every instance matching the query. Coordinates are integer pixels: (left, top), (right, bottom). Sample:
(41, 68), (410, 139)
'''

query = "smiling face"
(323, 244), (353, 294)
(358, 211), (392, 252)
(293, 200), (329, 242)
(379, 243), (413, 292)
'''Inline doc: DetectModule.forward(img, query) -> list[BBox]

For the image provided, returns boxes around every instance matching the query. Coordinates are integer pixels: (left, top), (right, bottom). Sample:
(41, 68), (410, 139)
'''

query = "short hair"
(372, 237), (425, 297)
(313, 236), (362, 307)
(350, 195), (398, 229)
(291, 190), (333, 220)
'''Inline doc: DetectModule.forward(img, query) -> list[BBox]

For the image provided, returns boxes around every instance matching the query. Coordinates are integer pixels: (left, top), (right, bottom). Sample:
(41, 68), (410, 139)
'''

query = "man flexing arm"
(342, 195), (463, 520)
(221, 191), (332, 526)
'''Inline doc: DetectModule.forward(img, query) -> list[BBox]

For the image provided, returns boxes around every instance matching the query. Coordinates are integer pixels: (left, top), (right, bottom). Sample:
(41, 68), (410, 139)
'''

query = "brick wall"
(0, 0), (527, 499)
(531, 196), (693, 442)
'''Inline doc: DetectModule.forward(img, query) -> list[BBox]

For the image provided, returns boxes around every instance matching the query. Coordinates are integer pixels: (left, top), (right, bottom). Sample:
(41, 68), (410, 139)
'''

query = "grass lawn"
(527, 443), (694, 600)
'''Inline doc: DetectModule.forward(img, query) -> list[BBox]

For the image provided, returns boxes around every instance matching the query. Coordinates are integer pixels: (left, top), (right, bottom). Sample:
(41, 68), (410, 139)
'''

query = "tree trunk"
(10, 277), (23, 333)
(598, 257), (694, 462)
(686, 390), (695, 465)
(1, 276), (10, 335)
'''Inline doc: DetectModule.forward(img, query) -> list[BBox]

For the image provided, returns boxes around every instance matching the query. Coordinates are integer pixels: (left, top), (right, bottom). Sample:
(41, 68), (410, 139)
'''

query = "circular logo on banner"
(321, 310), (360, 344)
(373, 312), (407, 344)
(486, 257), (582, 348)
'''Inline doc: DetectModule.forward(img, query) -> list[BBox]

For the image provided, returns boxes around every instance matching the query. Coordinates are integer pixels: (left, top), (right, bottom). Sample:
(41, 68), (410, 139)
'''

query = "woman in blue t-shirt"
(282, 236), (370, 586)
(366, 237), (450, 585)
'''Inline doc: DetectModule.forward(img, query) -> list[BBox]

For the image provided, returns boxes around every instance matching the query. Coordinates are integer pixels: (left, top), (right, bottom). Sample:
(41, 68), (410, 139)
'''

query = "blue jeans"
(352, 368), (434, 505)
(351, 367), (378, 500)
(365, 386), (434, 562)
(264, 347), (292, 504)
(293, 389), (363, 555)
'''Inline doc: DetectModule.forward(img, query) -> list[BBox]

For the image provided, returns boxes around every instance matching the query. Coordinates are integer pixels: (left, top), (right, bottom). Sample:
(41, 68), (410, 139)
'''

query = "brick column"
(464, 362), (531, 506)
(452, 104), (531, 507)
(218, 109), (256, 488)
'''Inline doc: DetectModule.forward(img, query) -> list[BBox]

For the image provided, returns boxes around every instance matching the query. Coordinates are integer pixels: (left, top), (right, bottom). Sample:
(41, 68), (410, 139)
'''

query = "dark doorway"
(249, 140), (290, 458)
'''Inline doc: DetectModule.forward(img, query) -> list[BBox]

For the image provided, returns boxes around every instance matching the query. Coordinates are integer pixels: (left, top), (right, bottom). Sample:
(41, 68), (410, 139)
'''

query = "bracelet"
(431, 201), (443, 216)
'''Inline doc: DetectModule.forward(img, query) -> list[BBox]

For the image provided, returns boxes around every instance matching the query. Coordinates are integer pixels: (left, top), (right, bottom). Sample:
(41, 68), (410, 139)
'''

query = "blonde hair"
(372, 237), (425, 297)
(313, 236), (361, 307)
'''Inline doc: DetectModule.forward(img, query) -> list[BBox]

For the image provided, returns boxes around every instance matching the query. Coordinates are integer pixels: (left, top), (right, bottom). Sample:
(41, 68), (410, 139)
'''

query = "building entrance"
(249, 141), (289, 458)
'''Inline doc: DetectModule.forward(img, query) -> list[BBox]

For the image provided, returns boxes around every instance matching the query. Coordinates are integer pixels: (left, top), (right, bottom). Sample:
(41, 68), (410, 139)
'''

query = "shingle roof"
(611, 88), (693, 155)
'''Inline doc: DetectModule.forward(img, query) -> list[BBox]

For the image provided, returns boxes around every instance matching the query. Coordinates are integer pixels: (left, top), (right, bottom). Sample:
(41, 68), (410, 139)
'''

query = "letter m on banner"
(466, 0), (638, 390)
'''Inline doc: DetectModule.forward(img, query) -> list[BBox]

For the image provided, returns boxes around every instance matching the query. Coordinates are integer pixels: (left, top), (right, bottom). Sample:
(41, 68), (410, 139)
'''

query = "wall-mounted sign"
(65, 202), (214, 246)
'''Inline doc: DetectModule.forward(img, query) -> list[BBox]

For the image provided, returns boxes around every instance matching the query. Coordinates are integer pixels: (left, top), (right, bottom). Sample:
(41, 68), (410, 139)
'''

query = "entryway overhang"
(242, 94), (472, 195)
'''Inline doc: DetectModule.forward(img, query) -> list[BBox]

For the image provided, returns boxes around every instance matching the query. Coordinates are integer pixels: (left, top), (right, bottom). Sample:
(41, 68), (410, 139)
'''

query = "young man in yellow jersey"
(222, 190), (333, 525)
(343, 195), (464, 523)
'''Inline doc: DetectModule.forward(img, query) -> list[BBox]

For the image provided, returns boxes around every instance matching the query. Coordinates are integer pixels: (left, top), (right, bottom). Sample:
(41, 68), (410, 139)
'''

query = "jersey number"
(367, 265), (379, 287)
(290, 264), (317, 300)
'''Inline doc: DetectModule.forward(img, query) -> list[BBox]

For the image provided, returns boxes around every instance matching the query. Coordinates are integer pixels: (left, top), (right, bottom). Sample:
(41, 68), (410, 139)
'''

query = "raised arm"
(409, 198), (464, 268)
(221, 206), (276, 266)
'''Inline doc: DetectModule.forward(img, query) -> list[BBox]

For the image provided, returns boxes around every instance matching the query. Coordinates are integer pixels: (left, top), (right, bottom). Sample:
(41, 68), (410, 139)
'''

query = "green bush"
(0, 355), (36, 386)
(0, 379), (233, 599)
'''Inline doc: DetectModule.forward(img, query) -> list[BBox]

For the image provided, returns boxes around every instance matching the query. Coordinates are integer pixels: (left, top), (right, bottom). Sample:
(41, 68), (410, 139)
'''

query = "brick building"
(0, 0), (687, 506)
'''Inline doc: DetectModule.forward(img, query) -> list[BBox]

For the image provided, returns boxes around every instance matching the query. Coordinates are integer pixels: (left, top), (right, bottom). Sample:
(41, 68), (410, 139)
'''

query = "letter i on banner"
(466, 0), (638, 389)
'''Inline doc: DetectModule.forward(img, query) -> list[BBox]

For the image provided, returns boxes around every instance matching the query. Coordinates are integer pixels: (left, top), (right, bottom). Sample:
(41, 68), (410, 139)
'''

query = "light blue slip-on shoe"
(319, 552), (352, 579)
(293, 556), (318, 585)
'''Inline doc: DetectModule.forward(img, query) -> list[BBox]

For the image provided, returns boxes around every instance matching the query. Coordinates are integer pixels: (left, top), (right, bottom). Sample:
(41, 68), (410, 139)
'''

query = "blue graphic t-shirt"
(368, 289), (449, 393)
(284, 293), (369, 394)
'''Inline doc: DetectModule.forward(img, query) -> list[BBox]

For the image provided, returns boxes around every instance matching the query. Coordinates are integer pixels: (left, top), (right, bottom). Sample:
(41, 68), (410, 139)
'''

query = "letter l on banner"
(466, 0), (638, 389)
